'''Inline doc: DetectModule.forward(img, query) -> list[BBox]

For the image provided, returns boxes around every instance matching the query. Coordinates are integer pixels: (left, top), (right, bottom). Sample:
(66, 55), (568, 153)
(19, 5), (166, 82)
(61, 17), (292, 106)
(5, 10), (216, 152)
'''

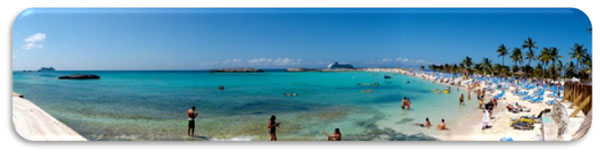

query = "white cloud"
(395, 57), (410, 63)
(374, 57), (433, 65)
(380, 58), (393, 63)
(23, 33), (46, 50)
(25, 33), (46, 42)
(247, 57), (302, 66)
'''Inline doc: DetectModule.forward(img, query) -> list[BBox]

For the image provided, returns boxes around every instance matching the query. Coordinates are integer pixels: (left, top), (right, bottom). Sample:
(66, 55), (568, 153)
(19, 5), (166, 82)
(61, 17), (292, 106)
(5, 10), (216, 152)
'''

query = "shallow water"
(12, 70), (479, 141)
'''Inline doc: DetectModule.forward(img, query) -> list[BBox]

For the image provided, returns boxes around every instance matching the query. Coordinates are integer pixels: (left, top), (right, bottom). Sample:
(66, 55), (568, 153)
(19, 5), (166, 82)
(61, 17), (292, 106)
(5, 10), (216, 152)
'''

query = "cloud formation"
(377, 57), (433, 65)
(23, 33), (46, 50)
(247, 57), (302, 66)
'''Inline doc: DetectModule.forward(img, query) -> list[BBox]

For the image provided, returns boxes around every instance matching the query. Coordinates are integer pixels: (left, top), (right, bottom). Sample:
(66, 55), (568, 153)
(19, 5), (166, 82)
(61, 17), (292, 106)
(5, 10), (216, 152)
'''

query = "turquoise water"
(12, 70), (479, 141)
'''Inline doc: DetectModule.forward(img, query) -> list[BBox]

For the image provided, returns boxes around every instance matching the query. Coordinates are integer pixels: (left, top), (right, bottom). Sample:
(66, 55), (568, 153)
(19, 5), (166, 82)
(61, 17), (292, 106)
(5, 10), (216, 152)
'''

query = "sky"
(12, 8), (591, 70)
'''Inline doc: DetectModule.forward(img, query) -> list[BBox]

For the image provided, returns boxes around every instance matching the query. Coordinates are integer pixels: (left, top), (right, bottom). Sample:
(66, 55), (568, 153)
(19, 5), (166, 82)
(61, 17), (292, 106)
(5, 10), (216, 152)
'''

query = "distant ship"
(38, 67), (56, 72)
(327, 62), (354, 69)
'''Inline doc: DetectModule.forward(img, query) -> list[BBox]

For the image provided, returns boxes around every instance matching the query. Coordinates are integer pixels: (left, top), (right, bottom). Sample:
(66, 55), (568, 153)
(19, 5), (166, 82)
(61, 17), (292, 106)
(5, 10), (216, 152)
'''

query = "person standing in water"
(187, 106), (198, 137)
(401, 97), (407, 109)
(268, 115), (281, 141)
(459, 94), (465, 105)
(322, 128), (342, 141)
(405, 98), (411, 110)
(468, 90), (471, 100)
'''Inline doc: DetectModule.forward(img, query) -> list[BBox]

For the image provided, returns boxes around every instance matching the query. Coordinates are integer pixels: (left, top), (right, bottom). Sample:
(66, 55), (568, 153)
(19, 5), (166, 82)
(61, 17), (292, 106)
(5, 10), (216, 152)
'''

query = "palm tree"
(538, 47), (552, 78)
(522, 37), (538, 66)
(510, 48), (523, 75)
(462, 56), (473, 68)
(510, 48), (523, 66)
(569, 43), (588, 72)
(461, 56), (473, 75)
(481, 58), (493, 75)
(548, 47), (563, 68)
(496, 44), (508, 66)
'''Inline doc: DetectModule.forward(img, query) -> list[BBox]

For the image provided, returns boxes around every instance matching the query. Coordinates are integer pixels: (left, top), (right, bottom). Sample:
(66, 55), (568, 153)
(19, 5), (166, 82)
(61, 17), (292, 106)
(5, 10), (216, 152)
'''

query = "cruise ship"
(327, 62), (354, 69)
(38, 67), (56, 72)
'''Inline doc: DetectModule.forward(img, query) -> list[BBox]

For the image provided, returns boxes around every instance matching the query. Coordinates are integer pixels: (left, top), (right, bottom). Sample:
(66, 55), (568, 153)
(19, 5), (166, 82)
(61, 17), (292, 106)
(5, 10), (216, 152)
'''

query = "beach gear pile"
(511, 117), (535, 130)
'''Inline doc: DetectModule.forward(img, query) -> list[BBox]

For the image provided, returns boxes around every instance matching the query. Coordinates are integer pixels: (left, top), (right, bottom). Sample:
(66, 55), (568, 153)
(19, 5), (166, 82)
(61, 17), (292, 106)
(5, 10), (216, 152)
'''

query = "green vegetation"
(425, 37), (591, 82)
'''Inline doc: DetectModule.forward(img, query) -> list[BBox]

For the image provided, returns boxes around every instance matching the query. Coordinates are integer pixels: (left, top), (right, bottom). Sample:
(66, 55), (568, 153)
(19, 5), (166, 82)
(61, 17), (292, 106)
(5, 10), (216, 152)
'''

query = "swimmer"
(416, 117), (431, 128)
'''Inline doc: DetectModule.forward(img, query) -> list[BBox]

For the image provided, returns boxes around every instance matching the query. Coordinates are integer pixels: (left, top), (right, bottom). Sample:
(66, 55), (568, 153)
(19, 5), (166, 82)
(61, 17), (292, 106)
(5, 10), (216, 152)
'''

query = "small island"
(210, 68), (264, 73)
(58, 74), (101, 80)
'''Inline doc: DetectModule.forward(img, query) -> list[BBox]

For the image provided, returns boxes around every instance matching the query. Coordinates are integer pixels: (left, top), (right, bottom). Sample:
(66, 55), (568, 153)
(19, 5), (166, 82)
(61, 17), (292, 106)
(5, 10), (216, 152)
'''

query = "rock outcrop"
(58, 74), (100, 80)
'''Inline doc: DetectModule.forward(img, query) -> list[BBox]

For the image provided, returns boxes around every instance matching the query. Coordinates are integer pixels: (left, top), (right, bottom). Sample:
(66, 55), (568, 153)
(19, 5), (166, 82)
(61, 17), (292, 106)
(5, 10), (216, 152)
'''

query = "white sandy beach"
(368, 68), (587, 141)
(12, 92), (87, 141)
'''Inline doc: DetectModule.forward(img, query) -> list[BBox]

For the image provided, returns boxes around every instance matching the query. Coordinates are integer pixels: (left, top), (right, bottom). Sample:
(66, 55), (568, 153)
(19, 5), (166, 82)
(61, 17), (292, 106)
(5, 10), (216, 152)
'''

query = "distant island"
(22, 67), (56, 72)
(210, 68), (264, 73)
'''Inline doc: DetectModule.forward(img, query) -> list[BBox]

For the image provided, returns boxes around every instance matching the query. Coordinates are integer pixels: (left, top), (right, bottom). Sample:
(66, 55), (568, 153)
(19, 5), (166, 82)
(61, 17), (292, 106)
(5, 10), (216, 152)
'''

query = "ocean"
(12, 70), (480, 141)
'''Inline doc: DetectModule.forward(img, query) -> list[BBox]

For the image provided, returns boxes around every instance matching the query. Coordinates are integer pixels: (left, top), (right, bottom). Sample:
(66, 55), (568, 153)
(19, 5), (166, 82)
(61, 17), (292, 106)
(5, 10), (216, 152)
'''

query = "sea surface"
(12, 70), (480, 141)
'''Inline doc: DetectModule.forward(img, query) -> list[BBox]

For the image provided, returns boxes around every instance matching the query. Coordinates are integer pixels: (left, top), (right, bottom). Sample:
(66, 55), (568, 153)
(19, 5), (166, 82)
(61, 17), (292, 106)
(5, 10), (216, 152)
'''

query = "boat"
(38, 67), (56, 72)
(384, 75), (392, 79)
(327, 62), (354, 69)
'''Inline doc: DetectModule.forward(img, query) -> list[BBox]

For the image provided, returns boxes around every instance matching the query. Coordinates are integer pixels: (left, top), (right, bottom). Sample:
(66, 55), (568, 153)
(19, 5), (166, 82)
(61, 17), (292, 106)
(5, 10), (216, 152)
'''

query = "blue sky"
(12, 8), (591, 70)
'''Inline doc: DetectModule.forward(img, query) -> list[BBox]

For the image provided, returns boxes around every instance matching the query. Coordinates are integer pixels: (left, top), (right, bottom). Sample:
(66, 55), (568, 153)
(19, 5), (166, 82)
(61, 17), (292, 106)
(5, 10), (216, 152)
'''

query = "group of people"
(416, 117), (448, 131)
(187, 107), (341, 141)
(401, 97), (411, 110)
(267, 115), (341, 141)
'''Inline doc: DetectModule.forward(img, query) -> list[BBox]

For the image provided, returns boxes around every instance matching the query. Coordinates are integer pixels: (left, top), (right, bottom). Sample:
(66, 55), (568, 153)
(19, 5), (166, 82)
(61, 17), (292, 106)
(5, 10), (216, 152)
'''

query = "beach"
(366, 68), (587, 141)
(12, 92), (87, 141)
(11, 68), (589, 141)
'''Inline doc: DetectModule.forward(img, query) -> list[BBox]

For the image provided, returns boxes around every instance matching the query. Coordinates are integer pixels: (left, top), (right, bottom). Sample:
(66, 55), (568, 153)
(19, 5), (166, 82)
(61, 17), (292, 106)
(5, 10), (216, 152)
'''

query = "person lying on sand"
(322, 128), (342, 141)
(416, 117), (431, 128)
(438, 119), (449, 131)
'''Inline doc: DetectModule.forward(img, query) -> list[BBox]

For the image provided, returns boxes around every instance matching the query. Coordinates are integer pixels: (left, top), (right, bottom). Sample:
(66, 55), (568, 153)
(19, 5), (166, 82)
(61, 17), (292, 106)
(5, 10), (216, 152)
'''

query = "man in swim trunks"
(187, 106), (198, 137)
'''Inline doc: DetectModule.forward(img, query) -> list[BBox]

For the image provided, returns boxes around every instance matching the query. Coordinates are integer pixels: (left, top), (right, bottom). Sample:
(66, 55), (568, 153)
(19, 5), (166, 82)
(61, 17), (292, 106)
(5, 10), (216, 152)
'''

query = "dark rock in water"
(210, 68), (264, 73)
(59, 74), (100, 80)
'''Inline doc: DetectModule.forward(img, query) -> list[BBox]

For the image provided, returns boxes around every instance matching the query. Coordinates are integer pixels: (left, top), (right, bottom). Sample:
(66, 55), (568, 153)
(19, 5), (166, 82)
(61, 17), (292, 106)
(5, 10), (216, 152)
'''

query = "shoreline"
(12, 92), (87, 141)
(366, 67), (587, 141)
(12, 68), (587, 141)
